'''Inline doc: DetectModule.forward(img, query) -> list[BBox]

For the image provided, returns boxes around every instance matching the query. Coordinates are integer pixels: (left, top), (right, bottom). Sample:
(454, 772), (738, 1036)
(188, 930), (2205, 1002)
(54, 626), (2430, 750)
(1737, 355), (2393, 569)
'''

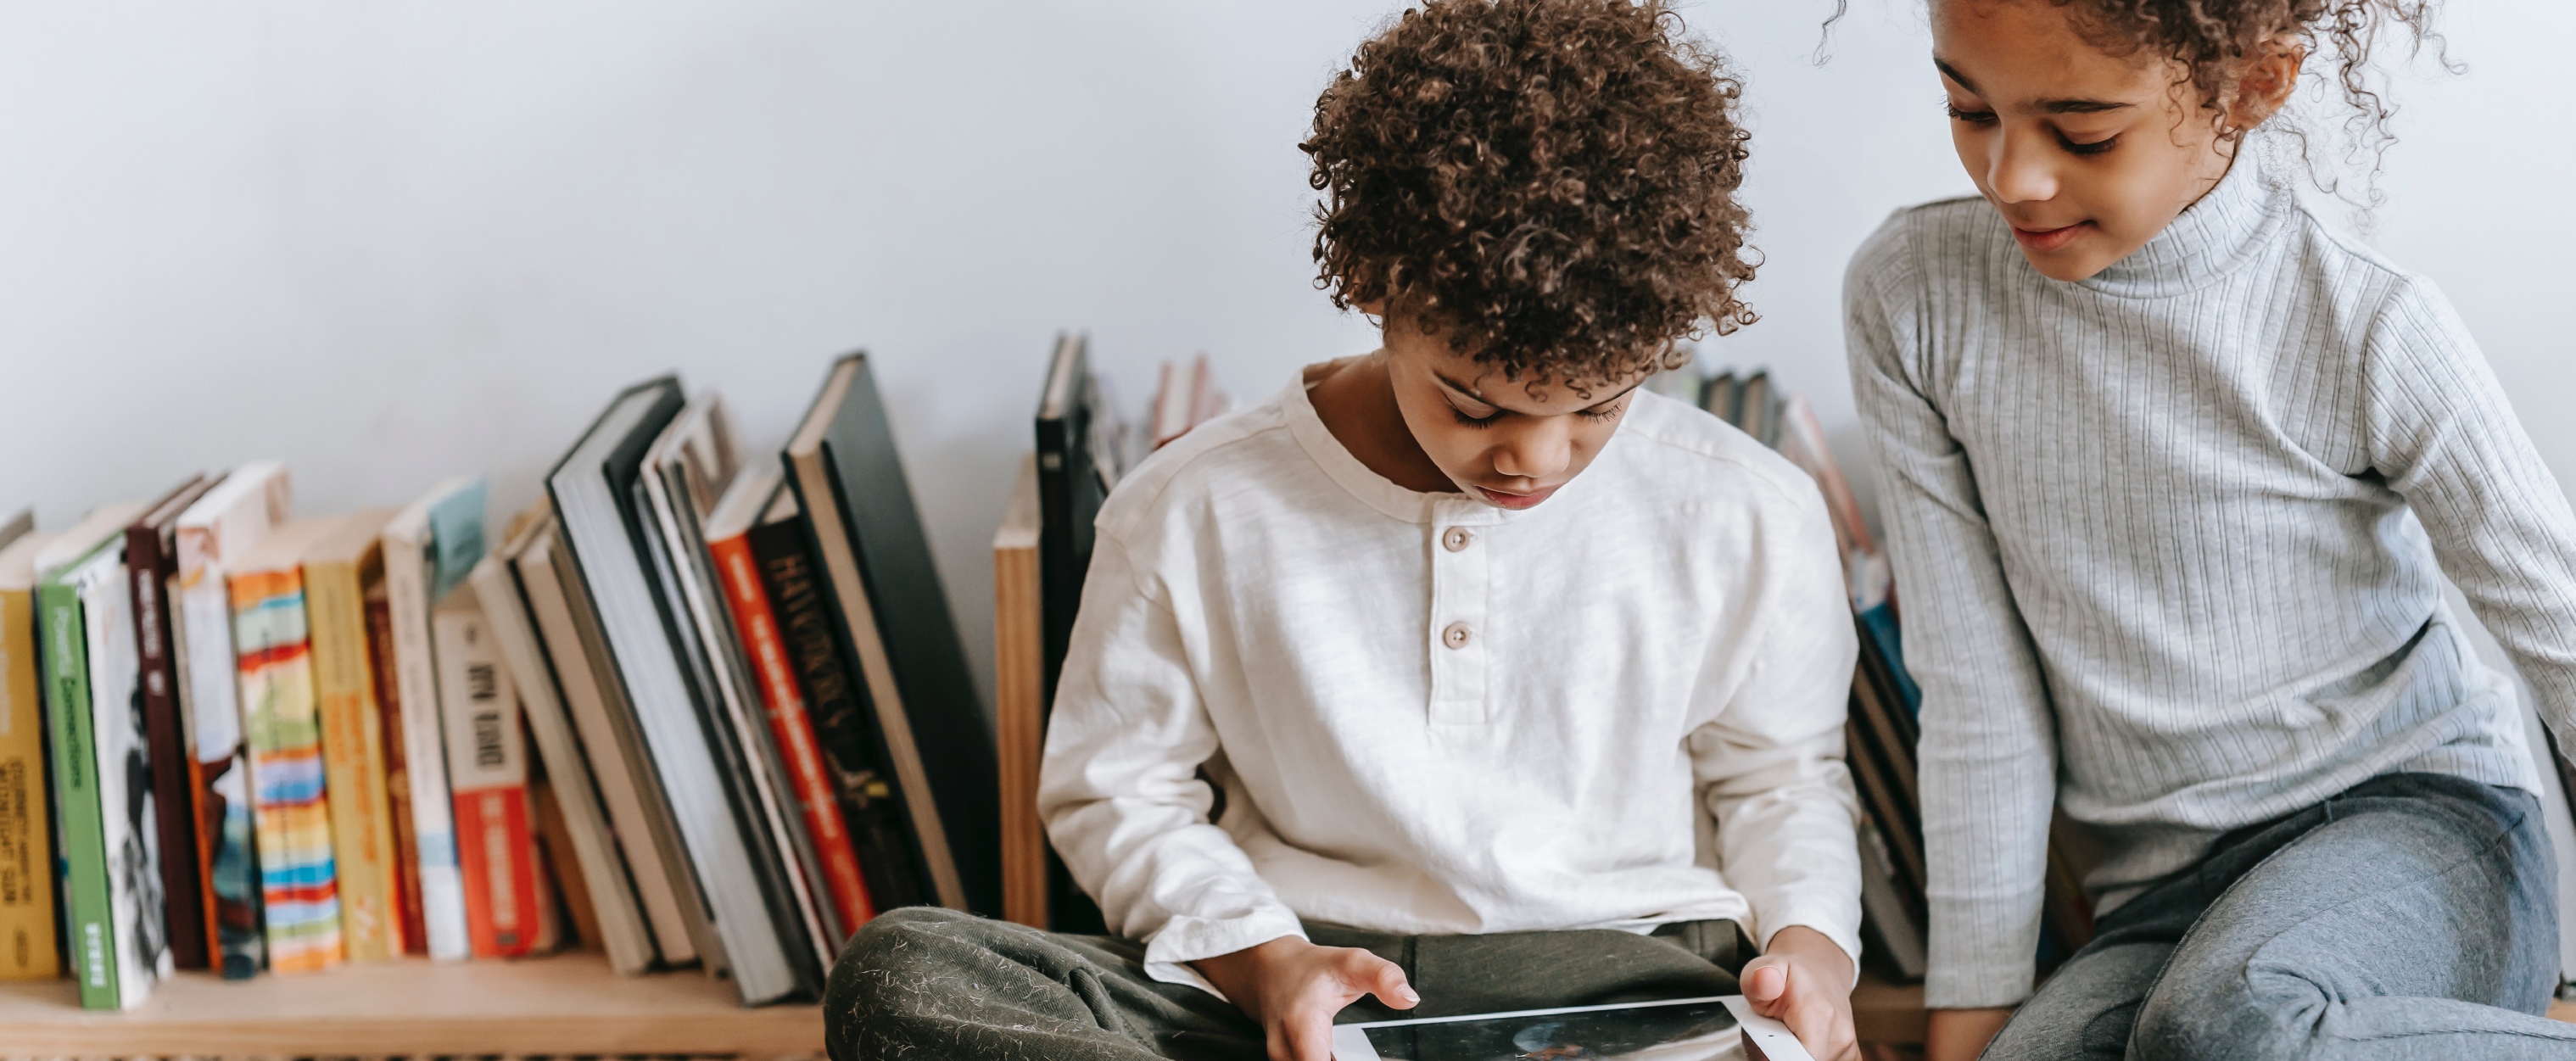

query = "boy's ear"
(2227, 37), (2305, 132)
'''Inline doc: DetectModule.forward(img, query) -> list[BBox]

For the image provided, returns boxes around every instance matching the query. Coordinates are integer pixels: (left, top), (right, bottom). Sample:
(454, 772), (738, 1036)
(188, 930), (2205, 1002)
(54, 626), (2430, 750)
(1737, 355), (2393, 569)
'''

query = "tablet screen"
(1358, 997), (1740, 1059)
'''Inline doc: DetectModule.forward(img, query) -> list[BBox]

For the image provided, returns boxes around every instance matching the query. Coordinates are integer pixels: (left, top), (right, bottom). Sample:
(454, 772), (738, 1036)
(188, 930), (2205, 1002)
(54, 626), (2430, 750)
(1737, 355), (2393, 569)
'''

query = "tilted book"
(381, 477), (489, 963)
(173, 462), (291, 978)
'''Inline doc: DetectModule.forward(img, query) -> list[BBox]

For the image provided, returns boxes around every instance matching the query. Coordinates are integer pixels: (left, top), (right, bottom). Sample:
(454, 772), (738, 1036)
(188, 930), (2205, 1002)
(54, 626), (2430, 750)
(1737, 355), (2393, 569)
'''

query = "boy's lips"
(1472, 483), (1558, 510)
(2010, 220), (2093, 253)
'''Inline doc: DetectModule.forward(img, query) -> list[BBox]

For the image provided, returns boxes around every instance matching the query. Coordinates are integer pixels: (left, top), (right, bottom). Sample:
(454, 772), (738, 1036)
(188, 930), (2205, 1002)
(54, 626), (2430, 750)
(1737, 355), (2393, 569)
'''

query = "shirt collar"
(1281, 360), (1535, 528)
(2078, 151), (2285, 299)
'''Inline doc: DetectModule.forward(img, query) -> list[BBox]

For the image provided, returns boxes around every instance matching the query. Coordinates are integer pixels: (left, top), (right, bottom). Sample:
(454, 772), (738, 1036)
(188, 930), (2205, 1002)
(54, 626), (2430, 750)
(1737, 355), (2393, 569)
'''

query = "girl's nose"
(1987, 126), (2059, 204)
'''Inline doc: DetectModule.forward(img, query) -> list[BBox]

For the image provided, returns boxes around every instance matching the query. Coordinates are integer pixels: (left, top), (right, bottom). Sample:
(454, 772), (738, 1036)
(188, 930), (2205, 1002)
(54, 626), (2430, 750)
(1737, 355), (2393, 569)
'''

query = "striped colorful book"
(228, 517), (349, 974)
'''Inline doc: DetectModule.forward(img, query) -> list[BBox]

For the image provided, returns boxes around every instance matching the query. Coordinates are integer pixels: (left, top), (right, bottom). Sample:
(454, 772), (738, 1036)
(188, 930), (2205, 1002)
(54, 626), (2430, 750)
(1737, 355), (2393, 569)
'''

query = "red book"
(365, 582), (426, 955)
(433, 584), (545, 958)
(707, 488), (875, 935)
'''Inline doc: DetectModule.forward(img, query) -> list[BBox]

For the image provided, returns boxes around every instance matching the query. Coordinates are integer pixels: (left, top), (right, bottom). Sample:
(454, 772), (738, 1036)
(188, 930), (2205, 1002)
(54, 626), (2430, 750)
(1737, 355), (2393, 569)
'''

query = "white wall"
(3, 1), (2566, 707)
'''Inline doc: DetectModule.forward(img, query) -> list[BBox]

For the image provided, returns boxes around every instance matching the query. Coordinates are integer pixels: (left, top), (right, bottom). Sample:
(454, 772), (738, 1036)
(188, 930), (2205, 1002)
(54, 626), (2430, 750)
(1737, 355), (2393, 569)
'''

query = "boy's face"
(1929, 0), (2289, 282)
(1381, 311), (1646, 511)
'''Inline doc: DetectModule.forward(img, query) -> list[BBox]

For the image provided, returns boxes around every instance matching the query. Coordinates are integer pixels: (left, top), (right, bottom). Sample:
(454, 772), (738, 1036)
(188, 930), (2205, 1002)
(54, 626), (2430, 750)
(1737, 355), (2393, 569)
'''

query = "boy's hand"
(1925, 1007), (2014, 1061)
(1193, 936), (1418, 1061)
(1740, 925), (1860, 1061)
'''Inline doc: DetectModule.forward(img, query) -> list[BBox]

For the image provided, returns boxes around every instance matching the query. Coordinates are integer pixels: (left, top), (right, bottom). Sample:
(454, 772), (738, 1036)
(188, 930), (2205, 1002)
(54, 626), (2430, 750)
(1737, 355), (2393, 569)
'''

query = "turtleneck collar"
(2077, 151), (2285, 299)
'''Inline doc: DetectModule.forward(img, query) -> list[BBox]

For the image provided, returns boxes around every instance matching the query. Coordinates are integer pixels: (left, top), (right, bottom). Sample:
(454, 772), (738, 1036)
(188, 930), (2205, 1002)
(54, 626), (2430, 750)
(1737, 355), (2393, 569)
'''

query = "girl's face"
(1930, 0), (2289, 282)
(1381, 313), (1646, 511)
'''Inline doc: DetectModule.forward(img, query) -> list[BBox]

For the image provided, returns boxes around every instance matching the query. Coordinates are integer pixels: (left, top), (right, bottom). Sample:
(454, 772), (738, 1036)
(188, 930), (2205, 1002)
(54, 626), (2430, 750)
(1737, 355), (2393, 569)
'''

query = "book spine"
(39, 580), (117, 1008)
(992, 516), (1047, 929)
(306, 558), (399, 961)
(176, 530), (262, 979)
(123, 525), (210, 971)
(383, 535), (469, 961)
(230, 567), (343, 973)
(364, 584), (426, 955)
(712, 530), (874, 935)
(435, 597), (541, 958)
(748, 518), (923, 912)
(0, 581), (55, 980)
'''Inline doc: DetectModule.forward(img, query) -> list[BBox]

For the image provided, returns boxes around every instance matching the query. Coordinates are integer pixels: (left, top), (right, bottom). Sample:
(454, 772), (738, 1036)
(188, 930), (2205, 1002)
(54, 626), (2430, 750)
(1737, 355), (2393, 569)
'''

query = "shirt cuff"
(1139, 909), (1310, 1001)
(1752, 905), (1865, 989)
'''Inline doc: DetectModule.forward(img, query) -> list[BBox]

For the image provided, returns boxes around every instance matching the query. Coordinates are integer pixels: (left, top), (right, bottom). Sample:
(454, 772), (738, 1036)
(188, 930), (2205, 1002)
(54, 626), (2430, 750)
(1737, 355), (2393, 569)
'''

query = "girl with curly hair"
(832, 2), (1870, 1058)
(1847, 1), (2576, 1058)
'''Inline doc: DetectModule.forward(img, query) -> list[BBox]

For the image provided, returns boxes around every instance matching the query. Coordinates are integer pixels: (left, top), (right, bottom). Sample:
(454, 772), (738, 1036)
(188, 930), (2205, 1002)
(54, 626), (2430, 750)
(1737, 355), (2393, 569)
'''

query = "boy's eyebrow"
(1935, 58), (2133, 115)
(1433, 370), (1642, 412)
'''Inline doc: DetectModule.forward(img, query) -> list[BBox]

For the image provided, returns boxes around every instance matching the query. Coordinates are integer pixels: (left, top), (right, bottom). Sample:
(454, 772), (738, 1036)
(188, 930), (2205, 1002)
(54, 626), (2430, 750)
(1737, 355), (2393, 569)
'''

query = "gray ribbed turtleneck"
(1845, 157), (2576, 1008)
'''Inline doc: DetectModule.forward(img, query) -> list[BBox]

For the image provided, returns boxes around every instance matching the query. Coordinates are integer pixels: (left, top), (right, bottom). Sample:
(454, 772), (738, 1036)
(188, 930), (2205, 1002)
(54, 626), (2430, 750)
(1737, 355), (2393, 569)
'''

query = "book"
(992, 455), (1046, 928)
(173, 462), (291, 978)
(0, 529), (57, 980)
(38, 505), (171, 1008)
(639, 397), (836, 968)
(707, 461), (876, 941)
(549, 375), (813, 1004)
(747, 489), (922, 915)
(517, 523), (698, 966)
(1702, 370), (1741, 427)
(431, 582), (546, 959)
(363, 577), (427, 954)
(1855, 817), (1926, 980)
(300, 509), (405, 961)
(120, 476), (221, 971)
(476, 517), (657, 974)
(785, 353), (1001, 917)
(229, 516), (354, 974)
(381, 476), (489, 963)
(528, 775), (600, 952)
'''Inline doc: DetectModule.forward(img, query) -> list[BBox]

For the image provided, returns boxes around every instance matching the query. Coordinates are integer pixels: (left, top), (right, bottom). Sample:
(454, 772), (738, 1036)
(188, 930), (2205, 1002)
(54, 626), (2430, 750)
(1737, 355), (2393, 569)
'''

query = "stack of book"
(1659, 365), (2097, 983)
(0, 352), (994, 1008)
(992, 338), (1232, 932)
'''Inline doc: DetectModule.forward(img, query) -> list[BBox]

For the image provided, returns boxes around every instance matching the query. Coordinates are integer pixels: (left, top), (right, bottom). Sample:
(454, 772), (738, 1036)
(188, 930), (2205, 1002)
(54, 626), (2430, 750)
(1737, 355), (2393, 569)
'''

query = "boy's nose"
(1986, 127), (2059, 204)
(1491, 420), (1573, 483)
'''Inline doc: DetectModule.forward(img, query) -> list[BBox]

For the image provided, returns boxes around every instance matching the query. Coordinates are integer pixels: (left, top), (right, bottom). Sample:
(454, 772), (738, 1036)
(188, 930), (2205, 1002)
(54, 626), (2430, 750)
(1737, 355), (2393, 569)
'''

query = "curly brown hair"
(1302, 0), (1756, 392)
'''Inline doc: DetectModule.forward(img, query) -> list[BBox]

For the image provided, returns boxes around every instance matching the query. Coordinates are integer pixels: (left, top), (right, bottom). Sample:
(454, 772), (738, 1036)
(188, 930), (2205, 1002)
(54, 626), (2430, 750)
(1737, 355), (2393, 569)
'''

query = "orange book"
(433, 584), (545, 958)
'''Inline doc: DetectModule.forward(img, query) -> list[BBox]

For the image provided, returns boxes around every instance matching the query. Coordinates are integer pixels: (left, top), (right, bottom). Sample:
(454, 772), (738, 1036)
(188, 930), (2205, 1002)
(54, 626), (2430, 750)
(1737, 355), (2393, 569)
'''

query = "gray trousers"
(1987, 772), (2576, 1060)
(826, 908), (1752, 1060)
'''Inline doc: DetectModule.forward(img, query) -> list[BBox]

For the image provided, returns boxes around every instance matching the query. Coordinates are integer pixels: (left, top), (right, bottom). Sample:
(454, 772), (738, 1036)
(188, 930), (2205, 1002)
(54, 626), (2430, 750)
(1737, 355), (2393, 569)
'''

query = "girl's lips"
(1472, 484), (1558, 510)
(2011, 220), (2092, 253)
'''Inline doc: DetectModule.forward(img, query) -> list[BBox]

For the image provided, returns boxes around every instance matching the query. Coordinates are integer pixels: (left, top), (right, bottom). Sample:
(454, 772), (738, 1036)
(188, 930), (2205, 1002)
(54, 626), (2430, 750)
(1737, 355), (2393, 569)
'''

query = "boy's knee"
(825, 907), (992, 1055)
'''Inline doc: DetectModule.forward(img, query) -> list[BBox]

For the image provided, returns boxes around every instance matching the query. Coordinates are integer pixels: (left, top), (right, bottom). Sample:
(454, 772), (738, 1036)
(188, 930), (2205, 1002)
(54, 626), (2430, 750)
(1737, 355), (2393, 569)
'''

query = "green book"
(40, 547), (120, 1009)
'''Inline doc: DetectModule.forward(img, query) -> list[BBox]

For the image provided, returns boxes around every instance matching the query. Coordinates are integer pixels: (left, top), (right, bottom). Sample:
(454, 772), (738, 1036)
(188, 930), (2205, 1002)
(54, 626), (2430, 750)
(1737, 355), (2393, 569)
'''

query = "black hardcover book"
(548, 376), (817, 1005)
(785, 353), (1003, 917)
(121, 475), (217, 970)
(747, 503), (926, 913)
(1033, 333), (1104, 702)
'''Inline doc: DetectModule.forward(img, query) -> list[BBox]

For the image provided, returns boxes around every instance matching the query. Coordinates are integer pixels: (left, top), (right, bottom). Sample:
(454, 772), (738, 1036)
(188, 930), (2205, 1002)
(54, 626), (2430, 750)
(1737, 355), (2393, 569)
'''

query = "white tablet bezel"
(1327, 993), (1814, 1061)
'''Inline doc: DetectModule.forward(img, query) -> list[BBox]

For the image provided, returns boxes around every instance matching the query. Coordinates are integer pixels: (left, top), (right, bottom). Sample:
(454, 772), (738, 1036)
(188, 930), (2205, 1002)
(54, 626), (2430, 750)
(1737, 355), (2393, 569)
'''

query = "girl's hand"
(1193, 936), (1418, 1061)
(1740, 925), (1861, 1061)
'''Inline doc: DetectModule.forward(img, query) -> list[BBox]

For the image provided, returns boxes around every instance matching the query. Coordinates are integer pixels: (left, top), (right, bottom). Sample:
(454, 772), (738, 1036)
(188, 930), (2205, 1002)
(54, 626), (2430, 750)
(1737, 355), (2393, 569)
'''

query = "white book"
(67, 548), (173, 1007)
(171, 462), (289, 976)
(382, 476), (487, 962)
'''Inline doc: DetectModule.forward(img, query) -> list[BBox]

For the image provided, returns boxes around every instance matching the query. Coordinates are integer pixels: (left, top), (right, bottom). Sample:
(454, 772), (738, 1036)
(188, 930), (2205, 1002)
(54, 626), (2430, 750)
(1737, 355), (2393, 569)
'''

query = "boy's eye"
(1450, 405), (1498, 429)
(1944, 101), (1998, 126)
(1577, 399), (1627, 423)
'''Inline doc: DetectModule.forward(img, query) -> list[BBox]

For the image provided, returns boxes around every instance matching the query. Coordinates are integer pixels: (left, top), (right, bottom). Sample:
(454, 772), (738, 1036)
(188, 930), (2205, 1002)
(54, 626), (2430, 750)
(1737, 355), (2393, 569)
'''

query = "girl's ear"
(2227, 36), (2305, 133)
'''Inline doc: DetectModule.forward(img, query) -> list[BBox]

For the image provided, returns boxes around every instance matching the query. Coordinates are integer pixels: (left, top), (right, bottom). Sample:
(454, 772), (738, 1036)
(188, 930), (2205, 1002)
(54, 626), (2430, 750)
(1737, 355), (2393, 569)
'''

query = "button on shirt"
(1038, 363), (1864, 992)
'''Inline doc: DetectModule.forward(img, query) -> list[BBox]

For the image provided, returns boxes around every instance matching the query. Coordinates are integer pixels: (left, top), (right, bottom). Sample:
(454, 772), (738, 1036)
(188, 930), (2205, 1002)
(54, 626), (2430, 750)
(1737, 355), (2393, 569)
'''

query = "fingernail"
(1400, 986), (1421, 1004)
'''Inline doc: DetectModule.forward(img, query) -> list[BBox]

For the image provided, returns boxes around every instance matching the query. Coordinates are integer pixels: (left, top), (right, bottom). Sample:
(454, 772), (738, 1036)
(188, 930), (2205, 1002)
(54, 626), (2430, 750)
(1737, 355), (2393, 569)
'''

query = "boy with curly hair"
(831, 3), (1864, 1058)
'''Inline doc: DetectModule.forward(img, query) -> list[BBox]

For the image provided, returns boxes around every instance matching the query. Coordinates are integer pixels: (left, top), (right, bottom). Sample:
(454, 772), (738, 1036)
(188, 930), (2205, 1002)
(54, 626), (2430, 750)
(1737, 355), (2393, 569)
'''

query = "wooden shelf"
(0, 952), (823, 1055)
(1850, 970), (2576, 1046)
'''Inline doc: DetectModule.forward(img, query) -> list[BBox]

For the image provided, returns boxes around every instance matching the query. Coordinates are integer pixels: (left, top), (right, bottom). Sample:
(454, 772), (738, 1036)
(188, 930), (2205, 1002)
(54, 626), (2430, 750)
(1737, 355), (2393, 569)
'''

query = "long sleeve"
(1846, 234), (2062, 1008)
(1037, 537), (1305, 990)
(2364, 278), (2576, 739)
(1690, 486), (1864, 967)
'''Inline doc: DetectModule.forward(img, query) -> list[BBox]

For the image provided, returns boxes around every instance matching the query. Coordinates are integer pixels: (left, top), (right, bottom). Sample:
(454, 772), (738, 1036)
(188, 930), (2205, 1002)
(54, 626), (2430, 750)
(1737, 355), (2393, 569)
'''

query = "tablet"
(1329, 994), (1814, 1061)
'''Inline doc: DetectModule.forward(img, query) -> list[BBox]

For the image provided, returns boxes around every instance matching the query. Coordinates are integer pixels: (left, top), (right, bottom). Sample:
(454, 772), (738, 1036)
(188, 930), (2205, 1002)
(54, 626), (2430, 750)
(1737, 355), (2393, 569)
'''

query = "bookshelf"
(0, 953), (822, 1056)
(1850, 972), (2576, 1047)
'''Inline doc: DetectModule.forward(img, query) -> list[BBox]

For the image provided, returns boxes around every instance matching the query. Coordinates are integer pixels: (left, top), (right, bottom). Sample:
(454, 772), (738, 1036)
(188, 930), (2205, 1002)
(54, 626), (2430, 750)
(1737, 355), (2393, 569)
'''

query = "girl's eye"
(2059, 131), (2119, 156)
(1450, 405), (1498, 429)
(1944, 102), (1997, 125)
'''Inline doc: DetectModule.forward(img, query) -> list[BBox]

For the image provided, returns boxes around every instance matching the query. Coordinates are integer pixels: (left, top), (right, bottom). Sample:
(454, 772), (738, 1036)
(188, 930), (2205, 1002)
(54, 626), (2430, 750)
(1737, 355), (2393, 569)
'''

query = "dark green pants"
(827, 907), (1752, 1061)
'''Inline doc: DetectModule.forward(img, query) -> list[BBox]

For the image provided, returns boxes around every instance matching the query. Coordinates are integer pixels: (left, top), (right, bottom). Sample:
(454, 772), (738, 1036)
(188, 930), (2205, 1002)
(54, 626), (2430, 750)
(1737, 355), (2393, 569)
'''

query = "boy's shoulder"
(1093, 384), (1302, 541)
(1614, 389), (1826, 522)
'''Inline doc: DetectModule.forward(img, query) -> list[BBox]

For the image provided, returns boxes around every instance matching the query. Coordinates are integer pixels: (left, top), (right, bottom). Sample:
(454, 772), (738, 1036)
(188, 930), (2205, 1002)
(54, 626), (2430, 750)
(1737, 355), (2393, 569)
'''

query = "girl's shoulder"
(1843, 193), (2006, 304)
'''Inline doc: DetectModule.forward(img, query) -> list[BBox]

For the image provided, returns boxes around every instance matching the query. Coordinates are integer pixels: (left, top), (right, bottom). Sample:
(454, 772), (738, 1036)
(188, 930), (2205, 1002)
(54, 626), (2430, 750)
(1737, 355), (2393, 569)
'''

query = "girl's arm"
(1845, 225), (2061, 1012)
(2365, 278), (2576, 740)
(1037, 538), (1305, 990)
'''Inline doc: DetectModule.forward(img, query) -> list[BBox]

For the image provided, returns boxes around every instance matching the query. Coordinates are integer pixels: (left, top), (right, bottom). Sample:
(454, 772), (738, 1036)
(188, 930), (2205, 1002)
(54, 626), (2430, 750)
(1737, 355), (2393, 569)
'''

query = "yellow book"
(0, 531), (58, 979)
(301, 511), (403, 962)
